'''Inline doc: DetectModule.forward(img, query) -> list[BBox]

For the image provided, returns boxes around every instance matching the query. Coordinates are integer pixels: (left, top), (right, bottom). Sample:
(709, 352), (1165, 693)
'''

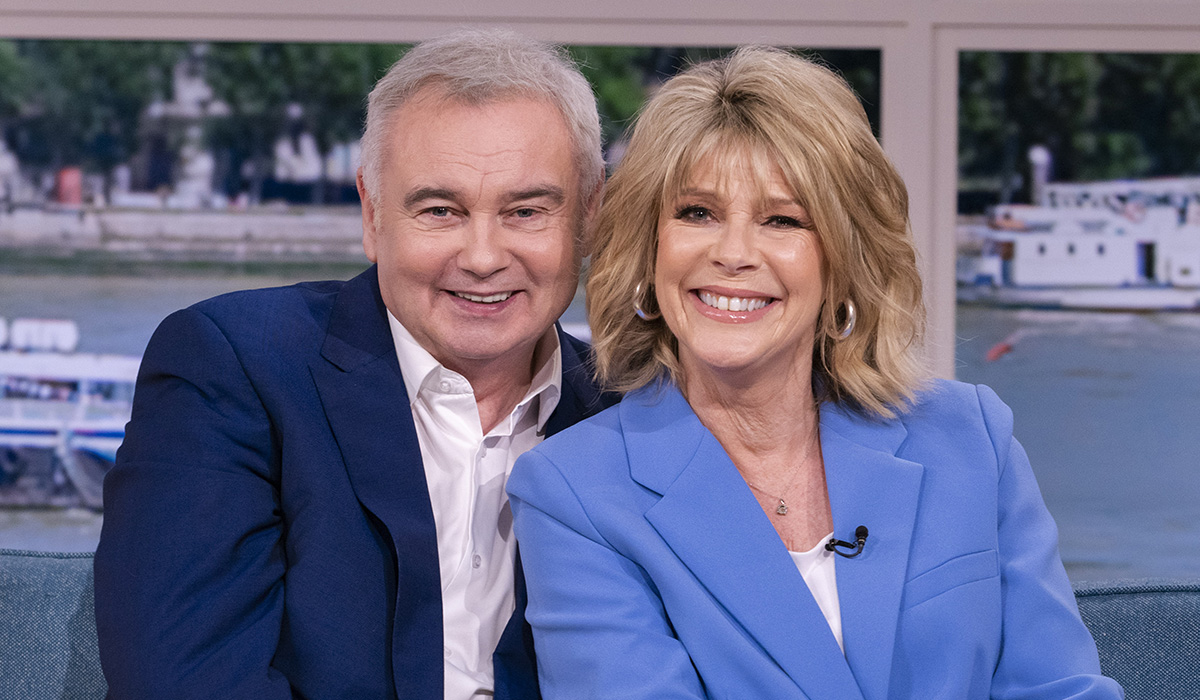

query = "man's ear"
(357, 167), (379, 263)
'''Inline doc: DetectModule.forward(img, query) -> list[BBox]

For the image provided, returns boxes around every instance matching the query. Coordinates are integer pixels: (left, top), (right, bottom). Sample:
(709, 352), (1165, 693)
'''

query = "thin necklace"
(739, 449), (814, 517)
(743, 478), (793, 516)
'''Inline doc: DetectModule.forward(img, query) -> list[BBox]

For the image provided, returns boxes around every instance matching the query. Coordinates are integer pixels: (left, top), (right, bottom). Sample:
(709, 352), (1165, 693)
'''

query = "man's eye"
(513, 207), (538, 218)
(427, 206), (451, 217)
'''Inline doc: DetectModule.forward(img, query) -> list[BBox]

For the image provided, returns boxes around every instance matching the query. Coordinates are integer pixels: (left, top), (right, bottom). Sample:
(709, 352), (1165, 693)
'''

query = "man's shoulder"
(143, 273), (372, 375)
(188, 278), (345, 329)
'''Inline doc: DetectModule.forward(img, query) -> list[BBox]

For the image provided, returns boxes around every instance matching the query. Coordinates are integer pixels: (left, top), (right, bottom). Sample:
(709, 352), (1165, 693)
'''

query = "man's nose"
(710, 219), (761, 273)
(458, 217), (512, 277)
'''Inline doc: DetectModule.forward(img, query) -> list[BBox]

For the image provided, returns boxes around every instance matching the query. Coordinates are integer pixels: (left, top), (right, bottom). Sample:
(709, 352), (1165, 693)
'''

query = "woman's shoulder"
(891, 378), (1017, 465)
(530, 400), (629, 469)
(511, 395), (649, 515)
(903, 378), (1012, 427)
(527, 381), (695, 479)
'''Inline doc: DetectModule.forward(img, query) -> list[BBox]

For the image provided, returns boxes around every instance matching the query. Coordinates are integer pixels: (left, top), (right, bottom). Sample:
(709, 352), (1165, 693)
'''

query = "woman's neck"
(681, 359), (821, 466)
(681, 357), (833, 552)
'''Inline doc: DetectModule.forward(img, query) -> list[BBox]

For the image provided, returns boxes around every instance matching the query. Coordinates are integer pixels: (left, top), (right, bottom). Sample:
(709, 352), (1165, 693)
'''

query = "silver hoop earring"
(633, 282), (660, 321)
(836, 300), (856, 340)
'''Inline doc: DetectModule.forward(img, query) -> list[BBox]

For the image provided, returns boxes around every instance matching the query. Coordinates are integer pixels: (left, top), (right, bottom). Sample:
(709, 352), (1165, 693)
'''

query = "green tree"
(634, 47), (881, 135)
(569, 46), (654, 144)
(204, 41), (406, 202)
(0, 40), (29, 129)
(959, 51), (1200, 206)
(8, 40), (182, 173)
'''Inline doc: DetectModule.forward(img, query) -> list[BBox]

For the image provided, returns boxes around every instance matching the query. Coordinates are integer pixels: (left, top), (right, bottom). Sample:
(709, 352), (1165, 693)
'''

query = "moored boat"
(0, 319), (140, 509)
(958, 176), (1200, 310)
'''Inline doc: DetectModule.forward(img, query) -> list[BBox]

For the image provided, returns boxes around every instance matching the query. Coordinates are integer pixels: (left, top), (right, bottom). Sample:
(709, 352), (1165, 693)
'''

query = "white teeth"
(698, 291), (770, 312)
(455, 291), (513, 304)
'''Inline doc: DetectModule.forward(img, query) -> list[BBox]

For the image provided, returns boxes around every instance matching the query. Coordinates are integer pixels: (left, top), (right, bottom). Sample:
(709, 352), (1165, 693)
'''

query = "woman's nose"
(710, 219), (761, 273)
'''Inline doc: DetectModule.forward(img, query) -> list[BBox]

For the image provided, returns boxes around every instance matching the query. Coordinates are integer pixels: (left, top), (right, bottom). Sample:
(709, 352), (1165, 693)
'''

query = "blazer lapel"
(308, 266), (443, 700)
(629, 384), (865, 700)
(820, 404), (924, 700)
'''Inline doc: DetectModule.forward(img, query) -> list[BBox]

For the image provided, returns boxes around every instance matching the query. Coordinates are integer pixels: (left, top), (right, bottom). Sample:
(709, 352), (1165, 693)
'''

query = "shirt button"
(439, 380), (452, 392)
(472, 554), (482, 569)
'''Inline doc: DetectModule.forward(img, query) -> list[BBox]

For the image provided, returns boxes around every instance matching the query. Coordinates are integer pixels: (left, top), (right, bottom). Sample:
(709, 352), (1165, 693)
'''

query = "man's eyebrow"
(404, 187), (460, 209)
(507, 186), (565, 205)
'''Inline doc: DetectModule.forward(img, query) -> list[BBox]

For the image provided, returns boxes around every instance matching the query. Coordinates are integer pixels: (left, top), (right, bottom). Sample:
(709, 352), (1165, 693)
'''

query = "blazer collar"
(309, 265), (443, 699)
(625, 382), (922, 700)
(544, 326), (611, 437)
(310, 269), (603, 699)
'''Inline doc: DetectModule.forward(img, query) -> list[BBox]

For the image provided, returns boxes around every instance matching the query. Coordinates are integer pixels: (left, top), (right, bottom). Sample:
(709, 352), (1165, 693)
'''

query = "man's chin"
(432, 330), (546, 370)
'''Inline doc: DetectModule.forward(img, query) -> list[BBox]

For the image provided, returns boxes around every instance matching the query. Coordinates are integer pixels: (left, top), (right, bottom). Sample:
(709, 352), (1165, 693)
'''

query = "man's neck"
(459, 360), (534, 435)
(444, 329), (556, 434)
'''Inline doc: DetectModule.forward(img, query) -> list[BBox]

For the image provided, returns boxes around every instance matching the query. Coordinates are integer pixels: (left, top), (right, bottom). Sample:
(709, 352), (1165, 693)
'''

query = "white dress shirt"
(387, 311), (562, 700)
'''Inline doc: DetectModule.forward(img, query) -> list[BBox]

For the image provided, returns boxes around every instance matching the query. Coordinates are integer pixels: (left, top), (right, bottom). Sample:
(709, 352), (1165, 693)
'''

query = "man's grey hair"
(360, 29), (603, 208)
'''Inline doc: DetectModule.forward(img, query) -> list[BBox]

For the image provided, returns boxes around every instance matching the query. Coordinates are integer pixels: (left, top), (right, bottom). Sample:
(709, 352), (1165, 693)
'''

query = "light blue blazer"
(508, 379), (1122, 699)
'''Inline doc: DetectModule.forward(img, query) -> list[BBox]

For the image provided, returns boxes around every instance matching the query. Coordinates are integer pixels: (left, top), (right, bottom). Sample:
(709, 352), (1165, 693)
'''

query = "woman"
(507, 47), (1120, 699)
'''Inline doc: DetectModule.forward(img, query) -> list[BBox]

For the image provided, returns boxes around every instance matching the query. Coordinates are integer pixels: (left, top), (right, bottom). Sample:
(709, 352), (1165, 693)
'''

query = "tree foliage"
(960, 51), (1200, 201)
(202, 42), (406, 198)
(204, 42), (405, 153)
(5, 40), (182, 170)
(0, 40), (29, 125)
(4, 37), (1199, 209)
(568, 46), (654, 144)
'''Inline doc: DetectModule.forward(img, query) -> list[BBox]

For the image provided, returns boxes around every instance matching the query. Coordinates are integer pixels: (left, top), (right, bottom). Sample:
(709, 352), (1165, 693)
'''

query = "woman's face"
(654, 149), (826, 385)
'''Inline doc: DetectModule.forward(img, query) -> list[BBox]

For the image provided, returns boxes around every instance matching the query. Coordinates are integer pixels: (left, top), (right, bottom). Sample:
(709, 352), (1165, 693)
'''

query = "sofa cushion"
(1075, 579), (1200, 699)
(0, 548), (107, 700)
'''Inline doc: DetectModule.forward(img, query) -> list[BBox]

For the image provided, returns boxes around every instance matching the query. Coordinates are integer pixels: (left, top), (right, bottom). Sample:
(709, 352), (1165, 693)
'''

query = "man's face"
(360, 91), (588, 378)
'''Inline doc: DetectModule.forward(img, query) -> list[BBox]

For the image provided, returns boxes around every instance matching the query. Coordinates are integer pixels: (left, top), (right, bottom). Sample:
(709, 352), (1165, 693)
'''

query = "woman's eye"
(675, 206), (713, 222)
(766, 215), (808, 229)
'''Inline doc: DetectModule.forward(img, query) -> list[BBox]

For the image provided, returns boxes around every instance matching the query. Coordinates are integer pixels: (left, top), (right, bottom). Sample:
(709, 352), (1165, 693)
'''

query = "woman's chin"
(683, 351), (795, 386)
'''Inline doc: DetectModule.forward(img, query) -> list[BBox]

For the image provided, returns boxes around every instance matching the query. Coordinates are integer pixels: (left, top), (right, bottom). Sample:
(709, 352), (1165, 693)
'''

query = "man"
(94, 30), (611, 699)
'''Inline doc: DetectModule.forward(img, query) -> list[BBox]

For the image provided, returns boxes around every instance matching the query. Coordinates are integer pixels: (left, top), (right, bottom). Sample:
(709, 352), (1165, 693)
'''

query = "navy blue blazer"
(508, 380), (1122, 699)
(94, 266), (611, 700)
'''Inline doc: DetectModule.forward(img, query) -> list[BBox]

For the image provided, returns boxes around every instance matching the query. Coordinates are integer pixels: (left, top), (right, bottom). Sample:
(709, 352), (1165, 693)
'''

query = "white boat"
(0, 319), (140, 509)
(958, 176), (1200, 310)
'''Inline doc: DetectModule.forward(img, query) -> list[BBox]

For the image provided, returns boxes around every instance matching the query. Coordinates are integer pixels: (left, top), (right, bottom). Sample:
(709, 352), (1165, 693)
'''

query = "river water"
(1, 269), (1197, 582)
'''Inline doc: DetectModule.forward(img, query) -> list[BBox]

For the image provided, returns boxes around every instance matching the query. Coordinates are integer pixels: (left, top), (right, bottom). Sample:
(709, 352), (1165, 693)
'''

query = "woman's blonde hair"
(587, 46), (926, 418)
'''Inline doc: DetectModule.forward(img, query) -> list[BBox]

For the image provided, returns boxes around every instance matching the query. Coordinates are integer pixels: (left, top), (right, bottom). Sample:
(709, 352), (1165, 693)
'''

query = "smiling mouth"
(452, 290), (514, 304)
(697, 291), (773, 312)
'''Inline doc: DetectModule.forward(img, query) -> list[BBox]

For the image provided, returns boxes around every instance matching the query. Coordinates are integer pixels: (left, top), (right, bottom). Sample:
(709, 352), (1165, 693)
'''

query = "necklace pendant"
(776, 500), (789, 516)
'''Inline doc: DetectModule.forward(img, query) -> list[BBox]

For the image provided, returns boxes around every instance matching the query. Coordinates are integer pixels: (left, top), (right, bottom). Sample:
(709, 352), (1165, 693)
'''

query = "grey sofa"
(0, 547), (1197, 699)
(1074, 579), (1200, 700)
(0, 549), (106, 700)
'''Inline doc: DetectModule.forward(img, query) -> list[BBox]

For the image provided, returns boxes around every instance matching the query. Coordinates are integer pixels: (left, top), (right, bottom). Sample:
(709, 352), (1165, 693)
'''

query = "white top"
(388, 311), (562, 700)
(789, 533), (845, 653)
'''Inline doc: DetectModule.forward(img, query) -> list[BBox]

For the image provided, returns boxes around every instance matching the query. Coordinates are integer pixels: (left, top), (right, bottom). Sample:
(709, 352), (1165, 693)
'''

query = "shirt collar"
(387, 311), (563, 432)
